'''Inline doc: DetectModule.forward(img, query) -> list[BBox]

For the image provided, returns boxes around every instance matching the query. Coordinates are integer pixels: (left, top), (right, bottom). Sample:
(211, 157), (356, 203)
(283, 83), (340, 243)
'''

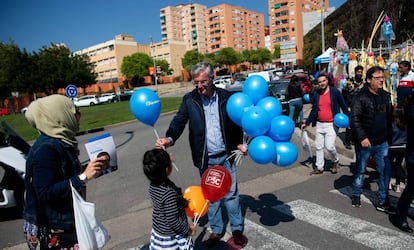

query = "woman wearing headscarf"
(22, 94), (107, 250)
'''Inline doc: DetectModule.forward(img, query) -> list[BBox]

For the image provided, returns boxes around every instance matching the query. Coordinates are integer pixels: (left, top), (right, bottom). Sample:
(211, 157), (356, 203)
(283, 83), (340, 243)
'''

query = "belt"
(209, 151), (227, 158)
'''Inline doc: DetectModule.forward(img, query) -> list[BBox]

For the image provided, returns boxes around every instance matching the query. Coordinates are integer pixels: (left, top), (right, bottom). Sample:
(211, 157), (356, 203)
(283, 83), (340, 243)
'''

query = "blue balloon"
(241, 106), (271, 137)
(248, 136), (277, 165)
(267, 115), (295, 141)
(272, 142), (298, 167)
(129, 88), (161, 126)
(256, 96), (282, 119)
(242, 75), (268, 104)
(334, 113), (349, 128)
(303, 93), (310, 103)
(226, 92), (253, 127)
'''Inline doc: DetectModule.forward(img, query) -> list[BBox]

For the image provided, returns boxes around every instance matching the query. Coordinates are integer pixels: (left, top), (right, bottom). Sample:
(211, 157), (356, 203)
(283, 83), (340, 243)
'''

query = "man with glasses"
(155, 62), (247, 247)
(350, 66), (394, 212)
(397, 60), (414, 107)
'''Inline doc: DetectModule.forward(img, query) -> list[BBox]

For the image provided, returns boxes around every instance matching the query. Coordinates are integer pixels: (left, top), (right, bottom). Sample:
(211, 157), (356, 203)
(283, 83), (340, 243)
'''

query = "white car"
(99, 93), (116, 103)
(213, 75), (232, 89)
(74, 95), (101, 107)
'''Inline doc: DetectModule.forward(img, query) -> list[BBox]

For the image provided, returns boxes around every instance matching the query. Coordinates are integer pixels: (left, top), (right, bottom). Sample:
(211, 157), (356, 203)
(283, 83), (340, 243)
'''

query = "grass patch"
(1, 97), (182, 142)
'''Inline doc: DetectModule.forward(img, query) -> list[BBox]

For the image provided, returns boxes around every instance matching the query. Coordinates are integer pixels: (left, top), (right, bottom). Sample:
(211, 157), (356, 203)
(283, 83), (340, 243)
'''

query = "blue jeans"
(201, 154), (244, 234)
(288, 98), (303, 124)
(352, 141), (391, 204)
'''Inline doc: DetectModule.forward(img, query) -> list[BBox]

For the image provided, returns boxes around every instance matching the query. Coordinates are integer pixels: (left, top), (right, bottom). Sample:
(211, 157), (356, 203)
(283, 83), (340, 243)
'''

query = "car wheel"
(90, 102), (95, 106)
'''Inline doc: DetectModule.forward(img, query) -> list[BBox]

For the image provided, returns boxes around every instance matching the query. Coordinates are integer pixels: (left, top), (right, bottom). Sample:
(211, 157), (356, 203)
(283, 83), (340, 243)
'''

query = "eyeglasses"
(371, 76), (384, 80)
(192, 79), (210, 85)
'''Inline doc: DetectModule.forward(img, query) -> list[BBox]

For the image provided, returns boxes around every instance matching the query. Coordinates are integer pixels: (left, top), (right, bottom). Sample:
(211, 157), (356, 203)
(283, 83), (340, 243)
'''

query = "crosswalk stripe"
(274, 199), (414, 250)
(330, 186), (414, 217)
(226, 219), (309, 250)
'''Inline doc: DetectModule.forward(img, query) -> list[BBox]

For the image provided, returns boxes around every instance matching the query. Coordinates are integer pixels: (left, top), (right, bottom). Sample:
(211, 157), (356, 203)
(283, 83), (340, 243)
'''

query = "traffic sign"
(65, 84), (78, 98)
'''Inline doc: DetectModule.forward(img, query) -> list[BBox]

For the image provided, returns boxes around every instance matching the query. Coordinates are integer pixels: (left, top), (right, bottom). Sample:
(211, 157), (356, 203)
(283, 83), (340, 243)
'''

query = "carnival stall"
(314, 11), (414, 105)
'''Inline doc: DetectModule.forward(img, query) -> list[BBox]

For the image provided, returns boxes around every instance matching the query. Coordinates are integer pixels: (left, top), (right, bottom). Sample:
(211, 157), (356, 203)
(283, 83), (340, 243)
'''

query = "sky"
(0, 0), (345, 53)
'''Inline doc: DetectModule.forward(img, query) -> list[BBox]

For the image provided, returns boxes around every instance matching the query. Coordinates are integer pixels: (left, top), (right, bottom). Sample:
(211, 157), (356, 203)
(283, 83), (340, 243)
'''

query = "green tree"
(0, 42), (25, 98)
(273, 44), (281, 59)
(121, 52), (153, 85)
(214, 47), (242, 69)
(182, 50), (204, 72)
(155, 59), (173, 75)
(250, 48), (272, 70)
(37, 44), (73, 94)
(68, 53), (96, 90)
(203, 53), (218, 68)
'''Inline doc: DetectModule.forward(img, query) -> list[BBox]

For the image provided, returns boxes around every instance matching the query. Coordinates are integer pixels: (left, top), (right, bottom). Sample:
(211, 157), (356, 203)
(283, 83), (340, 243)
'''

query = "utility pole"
(320, 0), (325, 53)
(149, 36), (158, 93)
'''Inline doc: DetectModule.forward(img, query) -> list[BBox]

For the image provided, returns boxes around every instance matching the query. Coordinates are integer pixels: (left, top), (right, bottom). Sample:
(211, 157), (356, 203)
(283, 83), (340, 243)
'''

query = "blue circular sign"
(65, 84), (78, 98)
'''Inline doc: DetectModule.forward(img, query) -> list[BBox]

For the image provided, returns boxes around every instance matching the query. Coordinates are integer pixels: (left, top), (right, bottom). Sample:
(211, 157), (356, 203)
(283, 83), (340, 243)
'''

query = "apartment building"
(74, 34), (150, 85)
(268, 0), (329, 65)
(160, 3), (208, 54)
(206, 4), (265, 54)
(149, 40), (187, 79)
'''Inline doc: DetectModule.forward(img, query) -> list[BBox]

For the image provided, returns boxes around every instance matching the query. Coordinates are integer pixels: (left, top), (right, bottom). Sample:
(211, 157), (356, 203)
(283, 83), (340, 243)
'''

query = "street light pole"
(320, 0), (325, 53)
(149, 36), (158, 93)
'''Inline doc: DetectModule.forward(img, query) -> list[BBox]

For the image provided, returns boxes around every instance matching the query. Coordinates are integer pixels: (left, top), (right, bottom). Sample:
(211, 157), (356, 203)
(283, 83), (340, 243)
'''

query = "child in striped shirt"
(143, 148), (196, 249)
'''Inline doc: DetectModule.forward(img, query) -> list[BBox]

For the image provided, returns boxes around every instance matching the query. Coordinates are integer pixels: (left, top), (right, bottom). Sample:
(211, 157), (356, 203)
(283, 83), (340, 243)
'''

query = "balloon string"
(153, 127), (179, 172)
(193, 200), (209, 225)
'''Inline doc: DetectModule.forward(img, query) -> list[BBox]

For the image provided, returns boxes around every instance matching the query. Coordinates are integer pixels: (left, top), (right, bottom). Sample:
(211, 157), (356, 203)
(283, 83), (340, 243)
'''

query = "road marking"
(275, 199), (414, 250)
(221, 219), (308, 250)
(330, 186), (414, 216)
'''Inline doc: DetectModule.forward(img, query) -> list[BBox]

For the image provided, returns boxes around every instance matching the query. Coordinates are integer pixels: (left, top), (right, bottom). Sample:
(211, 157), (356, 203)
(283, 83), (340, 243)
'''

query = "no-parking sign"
(65, 84), (78, 98)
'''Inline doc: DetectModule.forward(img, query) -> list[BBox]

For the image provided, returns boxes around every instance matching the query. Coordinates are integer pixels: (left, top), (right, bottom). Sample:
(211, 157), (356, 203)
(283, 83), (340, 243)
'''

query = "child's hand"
(189, 224), (197, 236)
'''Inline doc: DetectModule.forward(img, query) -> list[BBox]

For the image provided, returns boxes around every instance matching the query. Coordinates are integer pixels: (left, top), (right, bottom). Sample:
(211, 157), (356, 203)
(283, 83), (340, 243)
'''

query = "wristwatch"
(79, 173), (88, 183)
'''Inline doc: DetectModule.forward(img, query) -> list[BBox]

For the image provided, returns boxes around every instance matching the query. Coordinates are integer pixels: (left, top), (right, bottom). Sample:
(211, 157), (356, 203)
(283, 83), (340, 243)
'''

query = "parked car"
(116, 89), (134, 101)
(214, 75), (232, 89)
(213, 78), (229, 89)
(74, 95), (101, 107)
(99, 93), (117, 103)
(248, 71), (272, 82)
(0, 108), (10, 116)
(283, 73), (313, 94)
(268, 80), (290, 115)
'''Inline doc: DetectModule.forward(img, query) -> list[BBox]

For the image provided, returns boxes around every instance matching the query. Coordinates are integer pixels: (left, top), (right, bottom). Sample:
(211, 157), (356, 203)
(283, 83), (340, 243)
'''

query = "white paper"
(85, 133), (118, 174)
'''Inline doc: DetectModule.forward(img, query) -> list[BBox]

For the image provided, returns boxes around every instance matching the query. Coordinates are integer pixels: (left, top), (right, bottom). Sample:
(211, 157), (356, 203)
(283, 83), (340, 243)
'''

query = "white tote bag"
(70, 181), (110, 250)
(301, 130), (313, 159)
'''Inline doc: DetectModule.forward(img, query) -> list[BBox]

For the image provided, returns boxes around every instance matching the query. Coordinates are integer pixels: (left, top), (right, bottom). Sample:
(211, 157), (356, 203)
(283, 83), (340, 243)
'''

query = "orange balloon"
(183, 186), (209, 219)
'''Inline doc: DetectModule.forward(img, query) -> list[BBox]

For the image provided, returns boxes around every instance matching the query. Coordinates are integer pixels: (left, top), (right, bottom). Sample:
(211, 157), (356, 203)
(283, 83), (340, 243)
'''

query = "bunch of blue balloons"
(226, 75), (298, 167)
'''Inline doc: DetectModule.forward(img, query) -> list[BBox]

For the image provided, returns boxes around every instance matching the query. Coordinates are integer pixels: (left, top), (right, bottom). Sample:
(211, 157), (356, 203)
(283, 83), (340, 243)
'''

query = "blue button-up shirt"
(201, 92), (225, 155)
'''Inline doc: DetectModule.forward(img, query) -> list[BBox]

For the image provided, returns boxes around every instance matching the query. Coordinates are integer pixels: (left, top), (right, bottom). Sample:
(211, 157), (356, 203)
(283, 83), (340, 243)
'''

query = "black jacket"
(350, 85), (393, 145)
(166, 87), (243, 170)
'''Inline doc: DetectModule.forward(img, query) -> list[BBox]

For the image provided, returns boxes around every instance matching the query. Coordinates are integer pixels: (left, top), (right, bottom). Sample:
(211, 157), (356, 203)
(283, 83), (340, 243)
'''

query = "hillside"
(303, 0), (414, 69)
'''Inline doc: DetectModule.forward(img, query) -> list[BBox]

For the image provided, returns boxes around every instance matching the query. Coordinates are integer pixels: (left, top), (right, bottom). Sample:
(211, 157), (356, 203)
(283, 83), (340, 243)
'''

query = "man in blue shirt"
(156, 62), (247, 247)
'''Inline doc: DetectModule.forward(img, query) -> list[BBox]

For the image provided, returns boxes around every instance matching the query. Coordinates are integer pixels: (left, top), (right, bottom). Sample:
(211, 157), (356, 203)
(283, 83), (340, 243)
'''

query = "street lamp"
(320, 0), (325, 53)
(149, 36), (158, 93)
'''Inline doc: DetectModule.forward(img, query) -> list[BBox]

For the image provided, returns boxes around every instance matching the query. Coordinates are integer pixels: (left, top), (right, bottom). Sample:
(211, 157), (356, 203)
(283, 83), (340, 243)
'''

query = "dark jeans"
(345, 127), (353, 145)
(396, 162), (414, 221)
(389, 148), (406, 185)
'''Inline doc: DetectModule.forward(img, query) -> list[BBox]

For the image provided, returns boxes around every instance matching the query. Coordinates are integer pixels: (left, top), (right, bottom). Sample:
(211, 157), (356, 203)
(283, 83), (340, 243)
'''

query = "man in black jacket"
(342, 65), (364, 149)
(156, 62), (247, 247)
(350, 66), (394, 212)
